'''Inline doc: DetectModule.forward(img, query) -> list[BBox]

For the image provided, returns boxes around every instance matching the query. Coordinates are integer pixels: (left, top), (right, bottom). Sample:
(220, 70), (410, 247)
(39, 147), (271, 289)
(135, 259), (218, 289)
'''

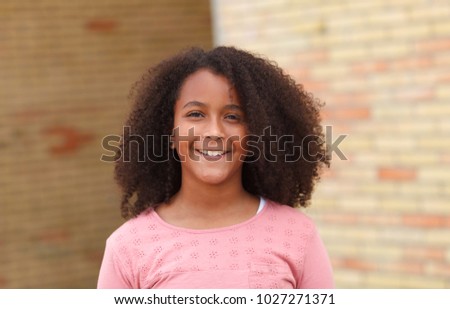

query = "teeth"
(200, 150), (226, 156)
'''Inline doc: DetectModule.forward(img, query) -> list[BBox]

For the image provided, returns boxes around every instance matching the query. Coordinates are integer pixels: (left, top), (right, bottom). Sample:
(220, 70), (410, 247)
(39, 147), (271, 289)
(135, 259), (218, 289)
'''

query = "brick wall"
(212, 0), (450, 287)
(0, 0), (212, 288)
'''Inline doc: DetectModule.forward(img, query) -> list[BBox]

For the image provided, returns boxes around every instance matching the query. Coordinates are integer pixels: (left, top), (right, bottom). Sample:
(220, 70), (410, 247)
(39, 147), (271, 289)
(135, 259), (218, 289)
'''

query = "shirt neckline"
(149, 197), (269, 234)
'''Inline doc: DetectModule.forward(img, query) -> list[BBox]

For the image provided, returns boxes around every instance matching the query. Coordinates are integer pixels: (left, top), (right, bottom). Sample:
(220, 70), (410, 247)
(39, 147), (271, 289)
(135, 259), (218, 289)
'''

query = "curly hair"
(115, 46), (330, 219)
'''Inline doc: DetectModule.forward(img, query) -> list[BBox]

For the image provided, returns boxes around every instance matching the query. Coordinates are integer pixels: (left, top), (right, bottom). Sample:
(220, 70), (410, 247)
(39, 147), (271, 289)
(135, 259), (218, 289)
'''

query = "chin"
(198, 173), (230, 185)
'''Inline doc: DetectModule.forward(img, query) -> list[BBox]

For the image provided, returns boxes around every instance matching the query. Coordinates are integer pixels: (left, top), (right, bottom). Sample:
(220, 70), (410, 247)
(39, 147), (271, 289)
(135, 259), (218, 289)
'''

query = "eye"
(187, 111), (204, 118)
(225, 114), (242, 121)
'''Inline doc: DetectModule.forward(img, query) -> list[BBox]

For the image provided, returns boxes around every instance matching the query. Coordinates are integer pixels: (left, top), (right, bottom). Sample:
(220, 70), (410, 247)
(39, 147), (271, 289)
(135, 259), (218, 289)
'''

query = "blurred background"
(0, 0), (449, 288)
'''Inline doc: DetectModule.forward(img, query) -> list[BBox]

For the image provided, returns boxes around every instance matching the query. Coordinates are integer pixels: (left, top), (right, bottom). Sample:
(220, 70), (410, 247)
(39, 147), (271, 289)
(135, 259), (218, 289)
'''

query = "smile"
(195, 149), (230, 158)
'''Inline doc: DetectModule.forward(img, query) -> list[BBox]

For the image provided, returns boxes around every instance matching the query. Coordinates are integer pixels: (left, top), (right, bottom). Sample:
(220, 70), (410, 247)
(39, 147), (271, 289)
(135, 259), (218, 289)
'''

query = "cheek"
(230, 133), (248, 158)
(233, 139), (247, 158)
(172, 128), (198, 157)
(172, 136), (191, 155)
(172, 119), (194, 149)
(234, 127), (248, 150)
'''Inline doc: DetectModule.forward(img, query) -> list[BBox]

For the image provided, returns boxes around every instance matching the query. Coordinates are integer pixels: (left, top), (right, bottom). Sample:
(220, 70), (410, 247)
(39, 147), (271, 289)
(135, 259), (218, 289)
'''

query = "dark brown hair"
(115, 46), (329, 219)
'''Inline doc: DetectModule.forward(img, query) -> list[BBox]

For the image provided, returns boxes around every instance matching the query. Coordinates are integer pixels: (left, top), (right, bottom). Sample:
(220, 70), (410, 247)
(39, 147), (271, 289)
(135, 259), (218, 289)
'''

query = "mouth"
(195, 149), (231, 160)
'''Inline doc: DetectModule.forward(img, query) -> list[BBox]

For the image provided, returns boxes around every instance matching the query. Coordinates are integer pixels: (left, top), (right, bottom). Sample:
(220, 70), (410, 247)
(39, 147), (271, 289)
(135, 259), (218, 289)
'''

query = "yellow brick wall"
(212, 0), (450, 288)
(0, 0), (212, 288)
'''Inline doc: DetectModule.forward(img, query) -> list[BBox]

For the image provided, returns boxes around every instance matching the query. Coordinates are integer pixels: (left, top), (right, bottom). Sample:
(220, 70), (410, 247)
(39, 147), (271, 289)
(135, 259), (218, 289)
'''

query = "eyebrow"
(182, 101), (206, 109)
(182, 101), (243, 111)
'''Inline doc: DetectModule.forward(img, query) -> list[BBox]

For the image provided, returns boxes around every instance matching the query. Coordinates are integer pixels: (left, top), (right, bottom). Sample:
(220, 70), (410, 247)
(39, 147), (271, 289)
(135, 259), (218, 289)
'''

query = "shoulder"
(264, 199), (317, 234)
(105, 208), (154, 247)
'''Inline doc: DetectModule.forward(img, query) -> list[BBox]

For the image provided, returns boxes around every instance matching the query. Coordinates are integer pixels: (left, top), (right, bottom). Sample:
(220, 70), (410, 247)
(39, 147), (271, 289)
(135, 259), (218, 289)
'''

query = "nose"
(203, 117), (224, 140)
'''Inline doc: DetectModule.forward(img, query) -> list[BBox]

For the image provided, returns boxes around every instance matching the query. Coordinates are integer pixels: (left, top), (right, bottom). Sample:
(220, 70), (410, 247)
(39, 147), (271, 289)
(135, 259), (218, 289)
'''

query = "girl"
(97, 46), (334, 288)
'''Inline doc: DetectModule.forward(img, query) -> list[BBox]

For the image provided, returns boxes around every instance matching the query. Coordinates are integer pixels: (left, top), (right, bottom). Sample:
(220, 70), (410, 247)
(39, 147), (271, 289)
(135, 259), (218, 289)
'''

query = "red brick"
(402, 215), (450, 228)
(330, 258), (344, 269)
(441, 154), (450, 163)
(302, 80), (328, 92)
(342, 258), (375, 271)
(322, 107), (371, 121)
(417, 38), (450, 53)
(394, 88), (434, 101)
(86, 19), (118, 32)
(389, 56), (433, 70)
(42, 126), (94, 155)
(352, 61), (388, 74)
(321, 168), (336, 180)
(13, 108), (47, 122)
(290, 68), (310, 82)
(439, 72), (450, 83)
(336, 107), (371, 119)
(35, 228), (71, 244)
(386, 261), (423, 274)
(320, 213), (399, 226)
(13, 106), (103, 123)
(85, 250), (105, 264)
(378, 167), (416, 181)
(323, 124), (351, 133)
(403, 247), (445, 261)
(0, 276), (7, 288)
(426, 263), (450, 277)
(340, 257), (424, 274)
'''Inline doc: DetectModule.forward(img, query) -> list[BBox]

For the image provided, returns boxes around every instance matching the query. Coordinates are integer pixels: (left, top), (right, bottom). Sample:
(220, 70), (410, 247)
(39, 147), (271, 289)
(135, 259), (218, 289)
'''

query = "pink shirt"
(97, 199), (334, 289)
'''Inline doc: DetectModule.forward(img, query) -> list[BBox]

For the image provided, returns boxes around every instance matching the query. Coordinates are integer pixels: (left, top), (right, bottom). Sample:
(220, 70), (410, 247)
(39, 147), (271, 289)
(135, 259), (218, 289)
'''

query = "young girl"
(97, 46), (334, 289)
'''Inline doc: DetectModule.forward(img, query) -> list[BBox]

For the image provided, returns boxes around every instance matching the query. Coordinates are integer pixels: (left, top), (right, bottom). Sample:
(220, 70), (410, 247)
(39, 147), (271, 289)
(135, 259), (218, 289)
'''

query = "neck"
(157, 172), (260, 229)
(174, 175), (248, 213)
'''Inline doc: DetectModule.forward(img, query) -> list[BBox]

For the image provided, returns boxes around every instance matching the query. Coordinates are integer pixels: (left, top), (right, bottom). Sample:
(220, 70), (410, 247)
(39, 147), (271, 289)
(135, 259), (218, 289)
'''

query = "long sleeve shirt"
(97, 199), (334, 289)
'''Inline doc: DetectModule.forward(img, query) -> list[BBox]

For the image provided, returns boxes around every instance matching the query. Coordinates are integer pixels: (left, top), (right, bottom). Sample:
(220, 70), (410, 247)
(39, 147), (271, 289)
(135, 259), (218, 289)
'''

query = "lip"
(194, 149), (231, 161)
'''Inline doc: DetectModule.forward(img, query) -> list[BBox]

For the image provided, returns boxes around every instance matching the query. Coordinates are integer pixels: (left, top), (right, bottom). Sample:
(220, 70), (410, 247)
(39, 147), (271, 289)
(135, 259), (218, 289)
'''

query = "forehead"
(175, 69), (240, 107)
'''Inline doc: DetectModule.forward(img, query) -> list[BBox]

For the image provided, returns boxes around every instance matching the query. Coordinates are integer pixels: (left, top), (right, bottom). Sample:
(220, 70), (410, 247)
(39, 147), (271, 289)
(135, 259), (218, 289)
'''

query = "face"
(172, 69), (248, 186)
